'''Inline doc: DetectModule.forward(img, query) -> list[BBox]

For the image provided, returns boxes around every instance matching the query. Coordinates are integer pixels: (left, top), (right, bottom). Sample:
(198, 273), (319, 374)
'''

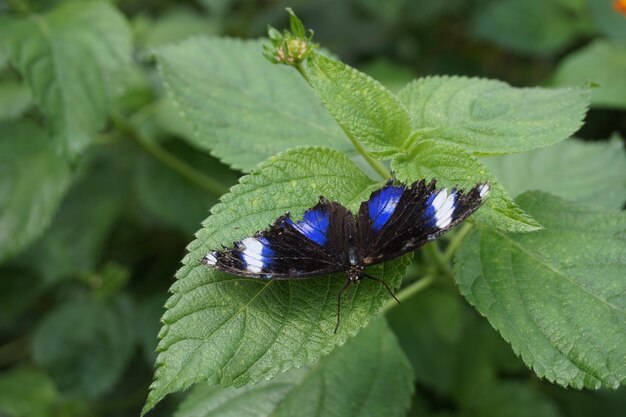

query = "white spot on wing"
(202, 251), (217, 266)
(241, 237), (265, 273)
(431, 189), (456, 229)
(478, 184), (490, 198)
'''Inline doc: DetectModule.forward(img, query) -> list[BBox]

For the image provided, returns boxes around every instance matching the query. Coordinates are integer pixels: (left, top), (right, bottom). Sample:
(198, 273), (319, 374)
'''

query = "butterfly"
(202, 178), (490, 333)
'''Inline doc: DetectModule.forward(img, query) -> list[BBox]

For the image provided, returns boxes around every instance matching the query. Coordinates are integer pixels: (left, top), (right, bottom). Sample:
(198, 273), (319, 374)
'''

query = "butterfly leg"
(362, 273), (400, 304)
(334, 279), (353, 334)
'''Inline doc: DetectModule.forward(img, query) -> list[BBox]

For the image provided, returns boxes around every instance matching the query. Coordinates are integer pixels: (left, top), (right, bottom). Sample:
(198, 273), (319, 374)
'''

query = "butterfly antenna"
(362, 273), (400, 304)
(334, 280), (353, 334)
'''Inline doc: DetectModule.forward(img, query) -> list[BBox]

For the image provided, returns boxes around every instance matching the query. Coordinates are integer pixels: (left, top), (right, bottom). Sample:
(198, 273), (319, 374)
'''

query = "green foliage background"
(0, 1), (624, 416)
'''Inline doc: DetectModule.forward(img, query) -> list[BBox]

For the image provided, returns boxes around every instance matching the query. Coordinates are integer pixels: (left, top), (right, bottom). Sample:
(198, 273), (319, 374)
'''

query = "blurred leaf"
(137, 293), (167, 364)
(359, 58), (415, 93)
(33, 296), (136, 398)
(174, 318), (413, 417)
(398, 76), (590, 155)
(1, 2), (132, 158)
(455, 192), (626, 390)
(0, 267), (44, 328)
(143, 147), (411, 414)
(154, 38), (351, 171)
(472, 0), (589, 55)
(459, 382), (562, 417)
(353, 0), (406, 23)
(306, 53), (412, 157)
(449, 310), (513, 404)
(153, 98), (195, 139)
(545, 385), (626, 417)
(552, 40), (626, 109)
(386, 288), (464, 394)
(0, 368), (58, 417)
(135, 8), (219, 50)
(0, 81), (31, 120)
(88, 261), (131, 300)
(0, 121), (70, 264)
(19, 144), (131, 283)
(483, 136), (626, 209)
(587, 0), (626, 42)
(391, 139), (542, 232)
(135, 140), (238, 234)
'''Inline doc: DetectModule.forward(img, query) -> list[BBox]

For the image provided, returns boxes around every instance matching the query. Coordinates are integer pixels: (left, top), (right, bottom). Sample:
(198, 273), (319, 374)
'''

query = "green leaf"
(174, 318), (413, 417)
(2, 2), (132, 158)
(391, 139), (542, 232)
(483, 136), (626, 209)
(33, 296), (136, 398)
(552, 41), (626, 109)
(454, 192), (626, 389)
(0, 368), (58, 417)
(0, 121), (70, 264)
(154, 38), (350, 172)
(471, 0), (589, 55)
(306, 53), (412, 157)
(134, 140), (238, 234)
(143, 147), (410, 414)
(17, 143), (132, 282)
(0, 81), (32, 120)
(398, 76), (590, 154)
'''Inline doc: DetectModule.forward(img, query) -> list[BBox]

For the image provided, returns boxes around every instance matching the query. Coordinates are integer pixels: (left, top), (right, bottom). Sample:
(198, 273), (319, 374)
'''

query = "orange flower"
(614, 0), (626, 15)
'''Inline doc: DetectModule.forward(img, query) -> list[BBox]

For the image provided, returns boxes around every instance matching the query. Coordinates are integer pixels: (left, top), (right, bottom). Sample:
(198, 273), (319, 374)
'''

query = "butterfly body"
(201, 178), (489, 332)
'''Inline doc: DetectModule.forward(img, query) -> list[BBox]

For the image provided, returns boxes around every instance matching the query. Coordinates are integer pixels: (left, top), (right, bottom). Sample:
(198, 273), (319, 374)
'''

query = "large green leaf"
(174, 318), (413, 417)
(0, 81), (31, 120)
(17, 143), (132, 282)
(2, 2), (132, 158)
(0, 368), (58, 417)
(391, 139), (541, 232)
(33, 296), (136, 398)
(471, 0), (589, 55)
(154, 38), (350, 172)
(552, 41), (626, 109)
(454, 192), (626, 389)
(398, 76), (589, 154)
(483, 137), (626, 209)
(143, 147), (410, 414)
(0, 121), (70, 264)
(305, 53), (412, 157)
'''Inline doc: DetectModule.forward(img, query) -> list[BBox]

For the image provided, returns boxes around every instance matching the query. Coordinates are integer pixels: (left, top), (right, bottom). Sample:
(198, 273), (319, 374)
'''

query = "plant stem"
(295, 64), (391, 180)
(442, 222), (474, 262)
(423, 242), (454, 279)
(111, 113), (229, 196)
(380, 275), (434, 314)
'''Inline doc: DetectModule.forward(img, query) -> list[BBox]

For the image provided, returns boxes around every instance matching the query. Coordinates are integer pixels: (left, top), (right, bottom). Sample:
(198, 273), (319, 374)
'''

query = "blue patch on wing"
(287, 209), (330, 246)
(423, 192), (438, 227)
(368, 184), (405, 232)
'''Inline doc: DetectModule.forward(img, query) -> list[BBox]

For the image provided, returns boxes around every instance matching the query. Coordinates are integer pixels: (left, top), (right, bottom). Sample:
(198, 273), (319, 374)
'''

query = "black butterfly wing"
(357, 179), (489, 266)
(202, 197), (353, 279)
